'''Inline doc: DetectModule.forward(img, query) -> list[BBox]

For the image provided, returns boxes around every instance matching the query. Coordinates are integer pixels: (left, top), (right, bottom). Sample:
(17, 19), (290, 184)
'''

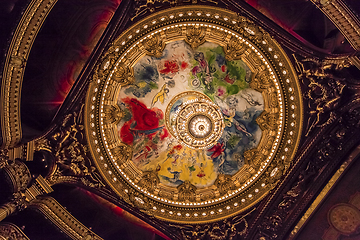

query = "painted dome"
(85, 6), (302, 223)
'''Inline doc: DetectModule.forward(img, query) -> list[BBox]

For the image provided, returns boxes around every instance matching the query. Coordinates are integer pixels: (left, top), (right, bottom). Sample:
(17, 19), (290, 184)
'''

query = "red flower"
(221, 65), (226, 72)
(224, 74), (235, 84)
(159, 60), (179, 74)
(217, 87), (225, 97)
(160, 128), (169, 140)
(208, 143), (225, 159)
(173, 144), (183, 151)
(180, 61), (188, 70)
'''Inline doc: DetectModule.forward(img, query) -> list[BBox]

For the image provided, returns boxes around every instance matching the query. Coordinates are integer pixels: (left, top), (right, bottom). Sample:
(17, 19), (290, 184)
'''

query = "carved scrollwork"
(255, 108), (360, 239)
(250, 66), (272, 92)
(112, 66), (135, 87)
(142, 34), (165, 58)
(235, 17), (265, 42)
(99, 55), (117, 78)
(171, 214), (249, 240)
(112, 144), (133, 164)
(177, 180), (197, 202)
(185, 25), (206, 49)
(10, 192), (28, 212)
(223, 36), (247, 61)
(2, 160), (31, 193)
(138, 171), (159, 193)
(50, 114), (90, 178)
(294, 56), (348, 136)
(9, 55), (26, 69)
(131, 0), (170, 21)
(122, 189), (152, 214)
(269, 92), (279, 108)
(103, 105), (124, 125)
(243, 148), (262, 166)
(214, 174), (235, 195)
(0, 149), (9, 169)
(131, 0), (219, 21)
(35, 110), (106, 189)
(0, 222), (29, 240)
(256, 111), (278, 131)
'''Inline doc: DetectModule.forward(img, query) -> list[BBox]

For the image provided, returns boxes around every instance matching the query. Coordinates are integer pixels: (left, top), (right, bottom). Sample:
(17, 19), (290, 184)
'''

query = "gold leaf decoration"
(177, 180), (197, 202)
(112, 144), (132, 164)
(142, 34), (165, 58)
(138, 171), (160, 193)
(256, 111), (278, 131)
(185, 25), (206, 49)
(214, 174), (235, 195)
(103, 105), (124, 125)
(243, 148), (264, 167)
(224, 36), (247, 61)
(249, 66), (273, 92)
(112, 66), (134, 86)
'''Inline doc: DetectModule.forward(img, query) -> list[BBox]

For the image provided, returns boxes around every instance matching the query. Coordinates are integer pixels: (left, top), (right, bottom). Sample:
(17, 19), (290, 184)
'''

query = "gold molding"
(29, 197), (103, 240)
(310, 0), (360, 50)
(289, 145), (360, 239)
(0, 222), (30, 240)
(85, 5), (303, 223)
(1, 0), (58, 148)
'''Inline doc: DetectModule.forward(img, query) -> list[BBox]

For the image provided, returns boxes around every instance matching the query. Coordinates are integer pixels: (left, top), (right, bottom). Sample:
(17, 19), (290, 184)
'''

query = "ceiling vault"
(1, 0), (360, 239)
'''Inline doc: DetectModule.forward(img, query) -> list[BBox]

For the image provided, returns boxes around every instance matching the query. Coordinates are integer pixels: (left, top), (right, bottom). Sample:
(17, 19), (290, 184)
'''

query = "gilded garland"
(85, 6), (302, 223)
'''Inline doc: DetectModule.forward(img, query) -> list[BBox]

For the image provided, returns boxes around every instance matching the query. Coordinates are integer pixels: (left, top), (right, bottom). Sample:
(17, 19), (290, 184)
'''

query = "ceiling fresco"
(1, 0), (360, 239)
(117, 40), (263, 188)
(85, 5), (303, 224)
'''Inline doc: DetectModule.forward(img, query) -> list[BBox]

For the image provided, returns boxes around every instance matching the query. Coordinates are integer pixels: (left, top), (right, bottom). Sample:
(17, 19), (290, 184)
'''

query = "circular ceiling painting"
(85, 6), (303, 223)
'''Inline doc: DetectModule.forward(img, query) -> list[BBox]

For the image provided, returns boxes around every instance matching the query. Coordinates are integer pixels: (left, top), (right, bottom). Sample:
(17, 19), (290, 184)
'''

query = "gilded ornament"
(214, 174), (235, 195)
(185, 25), (206, 49)
(28, 197), (103, 239)
(103, 105), (124, 125)
(270, 92), (279, 108)
(142, 34), (165, 58)
(1, 0), (58, 148)
(3, 160), (32, 192)
(112, 144), (133, 163)
(128, 191), (151, 211)
(243, 148), (263, 166)
(112, 66), (135, 86)
(256, 111), (278, 131)
(223, 36), (247, 61)
(85, 6), (302, 223)
(0, 149), (9, 169)
(138, 171), (160, 193)
(172, 214), (249, 240)
(294, 57), (346, 136)
(9, 55), (26, 68)
(177, 180), (197, 202)
(0, 223), (29, 240)
(249, 66), (272, 92)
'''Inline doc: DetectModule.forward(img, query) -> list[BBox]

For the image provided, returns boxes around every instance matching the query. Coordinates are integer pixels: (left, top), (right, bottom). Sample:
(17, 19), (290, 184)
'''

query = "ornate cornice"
(289, 145), (360, 239)
(2, 160), (31, 193)
(310, 0), (360, 50)
(29, 197), (103, 240)
(247, 92), (360, 239)
(0, 222), (29, 240)
(85, 5), (303, 224)
(0, 0), (58, 148)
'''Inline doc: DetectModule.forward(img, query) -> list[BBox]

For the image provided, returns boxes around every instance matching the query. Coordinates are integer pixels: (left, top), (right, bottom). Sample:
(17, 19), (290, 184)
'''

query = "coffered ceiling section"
(85, 6), (303, 223)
